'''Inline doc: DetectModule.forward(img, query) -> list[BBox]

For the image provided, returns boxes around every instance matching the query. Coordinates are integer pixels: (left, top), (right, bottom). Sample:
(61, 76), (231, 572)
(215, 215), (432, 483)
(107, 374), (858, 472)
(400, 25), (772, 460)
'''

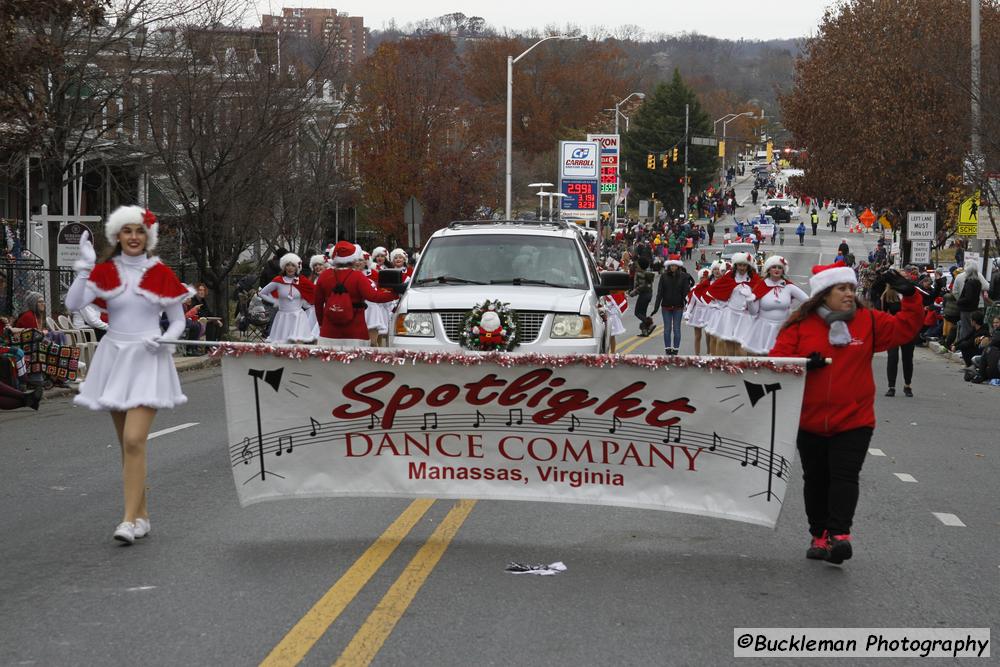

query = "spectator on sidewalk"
(953, 310), (988, 367)
(970, 317), (1000, 383)
(954, 264), (990, 342)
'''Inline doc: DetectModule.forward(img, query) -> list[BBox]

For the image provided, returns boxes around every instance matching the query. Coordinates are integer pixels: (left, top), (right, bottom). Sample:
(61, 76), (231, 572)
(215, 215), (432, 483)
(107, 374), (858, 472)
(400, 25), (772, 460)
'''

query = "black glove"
(884, 270), (916, 296)
(805, 352), (828, 371)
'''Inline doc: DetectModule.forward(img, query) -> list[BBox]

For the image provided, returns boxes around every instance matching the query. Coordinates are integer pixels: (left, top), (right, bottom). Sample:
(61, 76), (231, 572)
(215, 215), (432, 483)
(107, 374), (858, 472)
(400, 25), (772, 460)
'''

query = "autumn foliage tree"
(352, 35), (500, 240)
(781, 0), (1000, 238)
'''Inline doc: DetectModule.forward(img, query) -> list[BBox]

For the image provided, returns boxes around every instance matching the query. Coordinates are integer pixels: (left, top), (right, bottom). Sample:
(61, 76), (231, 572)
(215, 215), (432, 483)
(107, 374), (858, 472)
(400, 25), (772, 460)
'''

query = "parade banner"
(218, 346), (807, 527)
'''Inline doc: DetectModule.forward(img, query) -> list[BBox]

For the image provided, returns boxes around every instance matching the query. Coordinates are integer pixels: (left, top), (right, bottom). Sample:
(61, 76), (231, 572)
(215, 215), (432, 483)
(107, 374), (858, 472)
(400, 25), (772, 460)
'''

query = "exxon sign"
(560, 141), (600, 179)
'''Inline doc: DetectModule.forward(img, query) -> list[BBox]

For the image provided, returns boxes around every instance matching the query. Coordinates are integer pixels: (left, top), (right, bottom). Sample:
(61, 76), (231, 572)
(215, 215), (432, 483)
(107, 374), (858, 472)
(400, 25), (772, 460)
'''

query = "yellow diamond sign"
(958, 192), (980, 236)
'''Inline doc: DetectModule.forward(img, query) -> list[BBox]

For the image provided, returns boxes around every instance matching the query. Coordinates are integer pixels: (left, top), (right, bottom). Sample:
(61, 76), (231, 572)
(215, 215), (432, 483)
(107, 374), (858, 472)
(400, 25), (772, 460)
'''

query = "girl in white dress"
(684, 267), (713, 354)
(258, 253), (315, 343)
(361, 248), (390, 346)
(741, 256), (808, 355)
(699, 261), (727, 355)
(64, 205), (193, 545)
(304, 254), (328, 340)
(705, 253), (763, 355)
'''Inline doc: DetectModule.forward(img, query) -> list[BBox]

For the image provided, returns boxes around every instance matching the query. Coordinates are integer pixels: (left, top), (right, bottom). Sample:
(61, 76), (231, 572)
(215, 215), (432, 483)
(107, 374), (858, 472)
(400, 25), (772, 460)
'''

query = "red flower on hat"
(142, 209), (157, 229)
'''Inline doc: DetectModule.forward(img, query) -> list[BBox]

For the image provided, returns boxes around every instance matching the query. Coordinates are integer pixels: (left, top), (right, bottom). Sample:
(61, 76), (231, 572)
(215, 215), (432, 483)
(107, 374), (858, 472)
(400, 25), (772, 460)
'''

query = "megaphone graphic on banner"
(249, 367), (283, 393)
(745, 380), (781, 407)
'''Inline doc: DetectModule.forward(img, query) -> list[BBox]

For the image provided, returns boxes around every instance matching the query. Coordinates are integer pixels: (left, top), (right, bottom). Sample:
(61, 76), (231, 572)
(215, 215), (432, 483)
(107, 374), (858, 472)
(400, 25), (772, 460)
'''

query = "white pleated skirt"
(686, 299), (710, 328)
(742, 317), (785, 355)
(365, 300), (389, 333)
(268, 309), (312, 343)
(711, 308), (753, 342)
(701, 304), (725, 337)
(606, 305), (626, 337)
(75, 330), (186, 412)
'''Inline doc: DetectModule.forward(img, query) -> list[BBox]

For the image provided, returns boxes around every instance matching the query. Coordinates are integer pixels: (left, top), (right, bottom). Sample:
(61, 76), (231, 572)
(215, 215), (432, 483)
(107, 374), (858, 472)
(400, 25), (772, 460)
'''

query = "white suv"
(384, 220), (629, 354)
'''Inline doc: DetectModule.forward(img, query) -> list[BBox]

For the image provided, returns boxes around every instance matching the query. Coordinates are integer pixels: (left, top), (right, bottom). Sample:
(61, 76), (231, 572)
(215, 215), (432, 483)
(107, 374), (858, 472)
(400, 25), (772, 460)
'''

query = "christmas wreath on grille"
(459, 300), (520, 352)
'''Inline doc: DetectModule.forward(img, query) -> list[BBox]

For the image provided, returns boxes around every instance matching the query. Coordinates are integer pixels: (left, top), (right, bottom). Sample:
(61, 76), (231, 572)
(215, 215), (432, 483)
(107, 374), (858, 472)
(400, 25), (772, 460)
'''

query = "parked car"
(384, 220), (630, 354)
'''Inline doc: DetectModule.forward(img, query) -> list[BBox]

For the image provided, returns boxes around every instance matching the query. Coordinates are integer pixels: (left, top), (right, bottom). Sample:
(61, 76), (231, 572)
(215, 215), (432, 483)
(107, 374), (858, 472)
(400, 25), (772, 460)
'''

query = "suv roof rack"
(446, 219), (573, 230)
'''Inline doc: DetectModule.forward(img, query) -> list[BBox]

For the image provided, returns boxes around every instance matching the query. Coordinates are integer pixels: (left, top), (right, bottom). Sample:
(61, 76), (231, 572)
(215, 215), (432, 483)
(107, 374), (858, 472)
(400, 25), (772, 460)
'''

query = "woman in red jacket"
(771, 262), (923, 565)
(313, 241), (398, 346)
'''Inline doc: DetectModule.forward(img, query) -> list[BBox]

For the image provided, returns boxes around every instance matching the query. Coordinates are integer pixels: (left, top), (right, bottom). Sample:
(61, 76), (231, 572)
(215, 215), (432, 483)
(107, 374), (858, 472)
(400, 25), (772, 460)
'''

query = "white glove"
(142, 337), (174, 356)
(73, 230), (97, 275)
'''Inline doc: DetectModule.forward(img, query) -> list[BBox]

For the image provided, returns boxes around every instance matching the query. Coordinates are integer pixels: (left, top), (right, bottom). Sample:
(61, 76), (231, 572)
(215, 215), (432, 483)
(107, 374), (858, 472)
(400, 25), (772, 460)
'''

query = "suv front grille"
(437, 310), (548, 344)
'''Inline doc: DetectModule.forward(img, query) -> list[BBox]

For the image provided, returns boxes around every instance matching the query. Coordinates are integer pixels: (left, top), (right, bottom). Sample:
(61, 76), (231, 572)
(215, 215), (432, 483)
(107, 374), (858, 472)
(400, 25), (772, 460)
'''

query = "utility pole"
(683, 104), (690, 212)
(970, 0), (989, 270)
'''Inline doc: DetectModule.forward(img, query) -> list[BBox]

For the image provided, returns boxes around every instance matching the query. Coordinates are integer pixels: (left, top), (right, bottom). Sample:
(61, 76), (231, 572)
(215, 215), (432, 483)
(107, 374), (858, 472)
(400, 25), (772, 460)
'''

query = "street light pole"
(505, 35), (582, 221)
(611, 91), (644, 236)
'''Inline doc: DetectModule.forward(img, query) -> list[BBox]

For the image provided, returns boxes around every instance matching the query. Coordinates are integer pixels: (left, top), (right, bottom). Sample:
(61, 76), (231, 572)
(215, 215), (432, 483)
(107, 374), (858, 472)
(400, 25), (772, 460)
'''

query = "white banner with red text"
(218, 346), (807, 527)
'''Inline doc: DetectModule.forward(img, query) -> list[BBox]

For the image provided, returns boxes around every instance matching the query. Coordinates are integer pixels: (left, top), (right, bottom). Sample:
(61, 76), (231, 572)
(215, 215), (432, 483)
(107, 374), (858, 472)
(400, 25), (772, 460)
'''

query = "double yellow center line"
(616, 325), (663, 355)
(261, 499), (476, 666)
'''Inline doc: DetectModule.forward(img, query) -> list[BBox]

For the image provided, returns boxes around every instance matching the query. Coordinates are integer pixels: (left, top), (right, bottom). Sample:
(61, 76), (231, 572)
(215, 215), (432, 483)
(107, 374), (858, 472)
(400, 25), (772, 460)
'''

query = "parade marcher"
(604, 291), (628, 353)
(258, 253), (315, 343)
(304, 255), (329, 340)
(64, 206), (193, 545)
(771, 262), (923, 564)
(652, 255), (693, 355)
(359, 248), (389, 346)
(704, 253), (763, 355)
(371, 247), (390, 271)
(72, 302), (109, 341)
(629, 257), (656, 337)
(810, 208), (819, 236)
(313, 241), (399, 347)
(683, 267), (714, 355)
(875, 283), (918, 396)
(741, 256), (807, 355)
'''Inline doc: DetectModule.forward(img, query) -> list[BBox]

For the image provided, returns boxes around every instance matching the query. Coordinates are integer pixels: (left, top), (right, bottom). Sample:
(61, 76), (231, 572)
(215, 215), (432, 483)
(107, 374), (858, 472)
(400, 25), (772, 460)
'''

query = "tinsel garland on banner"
(208, 343), (805, 375)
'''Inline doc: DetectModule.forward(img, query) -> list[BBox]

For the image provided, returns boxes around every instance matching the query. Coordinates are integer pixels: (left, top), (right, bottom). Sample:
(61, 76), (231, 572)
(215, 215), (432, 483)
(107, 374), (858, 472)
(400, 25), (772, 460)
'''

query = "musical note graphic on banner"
(309, 417), (321, 437)
(710, 432), (722, 452)
(609, 415), (622, 434)
(473, 410), (486, 428)
(505, 408), (523, 426)
(662, 424), (681, 443)
(369, 413), (381, 429)
(567, 414), (580, 432)
(240, 437), (252, 465)
(276, 435), (294, 456)
(422, 412), (438, 429)
(741, 446), (760, 468)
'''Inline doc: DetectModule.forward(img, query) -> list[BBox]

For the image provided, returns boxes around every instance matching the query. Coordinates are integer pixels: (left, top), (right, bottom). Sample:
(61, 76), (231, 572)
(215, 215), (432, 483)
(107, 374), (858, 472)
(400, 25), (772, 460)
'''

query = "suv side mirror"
(378, 269), (407, 294)
(595, 271), (632, 296)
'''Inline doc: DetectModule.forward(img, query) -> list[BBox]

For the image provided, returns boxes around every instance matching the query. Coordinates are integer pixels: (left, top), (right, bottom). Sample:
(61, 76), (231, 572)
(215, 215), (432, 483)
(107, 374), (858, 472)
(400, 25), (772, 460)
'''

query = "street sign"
(976, 208), (999, 240)
(718, 140), (726, 157)
(964, 251), (980, 270)
(691, 136), (718, 147)
(911, 241), (931, 264)
(958, 192), (980, 236)
(56, 222), (93, 266)
(404, 196), (423, 248)
(859, 208), (877, 228)
(559, 141), (600, 179)
(906, 211), (936, 240)
(878, 214), (892, 230)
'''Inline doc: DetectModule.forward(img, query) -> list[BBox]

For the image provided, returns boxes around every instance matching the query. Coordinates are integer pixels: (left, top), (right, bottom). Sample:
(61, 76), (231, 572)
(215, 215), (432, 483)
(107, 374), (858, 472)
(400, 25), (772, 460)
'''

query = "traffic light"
(673, 147), (679, 162)
(647, 153), (655, 169)
(660, 152), (669, 169)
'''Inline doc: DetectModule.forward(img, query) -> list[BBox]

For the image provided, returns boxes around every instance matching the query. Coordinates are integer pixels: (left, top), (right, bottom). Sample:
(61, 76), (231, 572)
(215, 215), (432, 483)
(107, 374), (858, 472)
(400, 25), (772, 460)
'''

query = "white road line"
(894, 472), (918, 483)
(868, 448), (886, 456)
(108, 422), (199, 448)
(932, 512), (966, 527)
(148, 422), (199, 440)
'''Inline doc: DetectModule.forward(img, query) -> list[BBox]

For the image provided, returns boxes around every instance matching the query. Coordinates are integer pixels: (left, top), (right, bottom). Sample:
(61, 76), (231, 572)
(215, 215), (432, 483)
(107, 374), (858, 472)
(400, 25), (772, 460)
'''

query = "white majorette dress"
(683, 269), (713, 328)
(364, 268), (389, 335)
(704, 256), (763, 343)
(605, 292), (627, 337)
(742, 277), (808, 354)
(65, 254), (193, 411)
(259, 275), (315, 343)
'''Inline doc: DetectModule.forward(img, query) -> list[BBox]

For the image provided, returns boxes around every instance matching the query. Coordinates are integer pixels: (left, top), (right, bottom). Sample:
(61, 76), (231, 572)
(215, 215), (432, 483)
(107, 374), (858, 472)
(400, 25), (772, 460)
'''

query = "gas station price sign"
(561, 179), (598, 211)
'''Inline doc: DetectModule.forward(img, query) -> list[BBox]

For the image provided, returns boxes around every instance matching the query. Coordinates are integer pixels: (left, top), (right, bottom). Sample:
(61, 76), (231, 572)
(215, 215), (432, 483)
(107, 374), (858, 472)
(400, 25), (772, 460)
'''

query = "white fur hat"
(105, 205), (159, 251)
(810, 261), (857, 294)
(371, 246), (388, 260)
(763, 255), (788, 273)
(279, 252), (302, 271)
(731, 252), (752, 267)
(390, 248), (408, 262)
(710, 260), (726, 274)
(309, 254), (328, 270)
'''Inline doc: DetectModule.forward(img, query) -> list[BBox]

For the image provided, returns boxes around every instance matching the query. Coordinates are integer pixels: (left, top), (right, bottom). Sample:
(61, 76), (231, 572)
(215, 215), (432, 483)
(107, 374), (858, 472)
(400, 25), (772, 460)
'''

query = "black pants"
(811, 223), (818, 235)
(796, 427), (873, 537)
(886, 343), (914, 387)
(634, 292), (651, 323)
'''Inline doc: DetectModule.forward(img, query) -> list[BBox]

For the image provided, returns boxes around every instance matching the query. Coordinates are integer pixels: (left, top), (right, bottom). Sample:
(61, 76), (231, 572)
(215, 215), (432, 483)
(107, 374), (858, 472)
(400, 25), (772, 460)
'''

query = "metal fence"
(0, 258), (75, 323)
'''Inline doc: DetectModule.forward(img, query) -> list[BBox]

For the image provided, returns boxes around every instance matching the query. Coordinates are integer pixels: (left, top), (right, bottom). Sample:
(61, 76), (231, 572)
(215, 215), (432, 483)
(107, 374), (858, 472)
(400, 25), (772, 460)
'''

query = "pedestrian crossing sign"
(958, 192), (981, 236)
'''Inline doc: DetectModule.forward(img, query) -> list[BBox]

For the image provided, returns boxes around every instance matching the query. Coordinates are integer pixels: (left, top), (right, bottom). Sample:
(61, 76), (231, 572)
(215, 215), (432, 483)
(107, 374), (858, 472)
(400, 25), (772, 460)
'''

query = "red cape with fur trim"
(270, 275), (316, 305)
(88, 260), (192, 304)
(706, 270), (763, 301)
(751, 277), (795, 301)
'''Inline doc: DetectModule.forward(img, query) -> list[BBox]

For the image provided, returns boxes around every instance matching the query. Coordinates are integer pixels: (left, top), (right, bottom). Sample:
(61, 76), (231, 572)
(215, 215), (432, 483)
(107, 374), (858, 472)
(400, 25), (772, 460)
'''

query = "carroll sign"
(220, 347), (808, 527)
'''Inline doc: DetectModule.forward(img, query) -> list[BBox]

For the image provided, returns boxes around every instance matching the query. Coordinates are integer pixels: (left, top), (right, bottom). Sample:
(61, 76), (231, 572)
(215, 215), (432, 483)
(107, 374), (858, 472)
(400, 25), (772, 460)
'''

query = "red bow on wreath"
(142, 208), (157, 229)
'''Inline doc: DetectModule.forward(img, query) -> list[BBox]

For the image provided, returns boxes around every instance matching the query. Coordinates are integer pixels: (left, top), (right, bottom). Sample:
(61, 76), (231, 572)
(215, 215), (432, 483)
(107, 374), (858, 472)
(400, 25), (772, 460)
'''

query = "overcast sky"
(253, 0), (833, 40)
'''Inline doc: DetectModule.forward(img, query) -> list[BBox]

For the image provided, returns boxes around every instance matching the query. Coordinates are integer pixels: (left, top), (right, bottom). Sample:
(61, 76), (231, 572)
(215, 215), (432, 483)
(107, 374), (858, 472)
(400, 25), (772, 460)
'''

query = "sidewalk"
(43, 353), (220, 402)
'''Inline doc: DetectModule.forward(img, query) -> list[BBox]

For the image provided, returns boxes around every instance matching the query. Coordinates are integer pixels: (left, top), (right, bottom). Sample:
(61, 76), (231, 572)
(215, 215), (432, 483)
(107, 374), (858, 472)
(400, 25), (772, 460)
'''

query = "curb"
(42, 354), (221, 402)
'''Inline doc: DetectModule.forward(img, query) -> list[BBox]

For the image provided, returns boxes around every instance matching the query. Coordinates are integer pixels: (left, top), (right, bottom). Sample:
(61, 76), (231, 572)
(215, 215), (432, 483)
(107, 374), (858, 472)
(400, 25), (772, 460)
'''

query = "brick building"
(261, 7), (368, 65)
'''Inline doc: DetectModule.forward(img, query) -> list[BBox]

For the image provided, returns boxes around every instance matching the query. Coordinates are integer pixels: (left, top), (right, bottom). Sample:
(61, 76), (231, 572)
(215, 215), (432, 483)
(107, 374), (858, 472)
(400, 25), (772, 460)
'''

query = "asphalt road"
(3, 185), (996, 665)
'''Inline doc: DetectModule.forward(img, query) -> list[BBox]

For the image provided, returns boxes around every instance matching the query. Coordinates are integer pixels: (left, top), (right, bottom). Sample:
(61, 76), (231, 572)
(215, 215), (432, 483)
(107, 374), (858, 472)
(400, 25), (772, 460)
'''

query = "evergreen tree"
(622, 70), (717, 214)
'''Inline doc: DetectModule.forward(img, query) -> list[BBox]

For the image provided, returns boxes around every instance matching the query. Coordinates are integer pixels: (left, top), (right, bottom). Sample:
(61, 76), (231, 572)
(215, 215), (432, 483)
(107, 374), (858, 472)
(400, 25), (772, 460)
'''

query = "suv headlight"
(551, 314), (593, 339)
(395, 312), (435, 337)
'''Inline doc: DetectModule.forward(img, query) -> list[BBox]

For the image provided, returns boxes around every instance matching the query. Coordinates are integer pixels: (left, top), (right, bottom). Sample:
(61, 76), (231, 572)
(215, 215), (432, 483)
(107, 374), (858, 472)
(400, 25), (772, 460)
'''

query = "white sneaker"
(134, 518), (150, 539)
(113, 521), (136, 545)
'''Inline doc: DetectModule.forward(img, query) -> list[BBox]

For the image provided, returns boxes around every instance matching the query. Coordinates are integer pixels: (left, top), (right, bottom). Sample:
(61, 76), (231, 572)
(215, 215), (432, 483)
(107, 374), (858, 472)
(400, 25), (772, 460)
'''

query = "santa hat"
(731, 252), (753, 267)
(279, 252), (302, 271)
(330, 240), (363, 265)
(309, 254), (328, 270)
(809, 261), (857, 294)
(105, 205), (159, 251)
(664, 254), (684, 267)
(389, 248), (408, 262)
(763, 255), (788, 273)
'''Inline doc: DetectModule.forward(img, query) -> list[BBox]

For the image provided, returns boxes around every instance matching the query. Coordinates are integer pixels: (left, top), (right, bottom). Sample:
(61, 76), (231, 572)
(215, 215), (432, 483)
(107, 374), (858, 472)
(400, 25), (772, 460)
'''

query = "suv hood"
(403, 285), (589, 313)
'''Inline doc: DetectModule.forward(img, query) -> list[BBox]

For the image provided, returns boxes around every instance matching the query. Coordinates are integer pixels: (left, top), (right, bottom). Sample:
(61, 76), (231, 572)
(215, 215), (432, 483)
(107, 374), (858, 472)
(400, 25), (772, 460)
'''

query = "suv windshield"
(414, 234), (588, 290)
